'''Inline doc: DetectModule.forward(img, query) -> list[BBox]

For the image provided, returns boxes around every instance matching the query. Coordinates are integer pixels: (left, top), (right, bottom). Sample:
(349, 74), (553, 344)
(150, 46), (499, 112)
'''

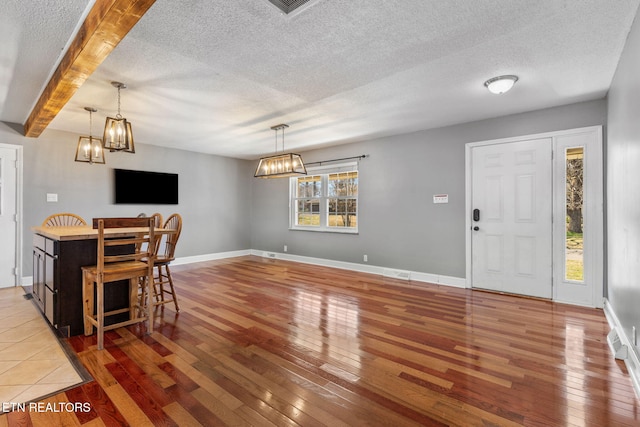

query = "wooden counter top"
(32, 225), (166, 241)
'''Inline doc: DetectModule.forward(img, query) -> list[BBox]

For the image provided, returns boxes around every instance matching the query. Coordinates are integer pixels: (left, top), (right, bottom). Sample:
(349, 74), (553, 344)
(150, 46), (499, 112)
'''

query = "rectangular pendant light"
(103, 81), (135, 153)
(103, 116), (135, 153)
(254, 152), (306, 178)
(75, 107), (106, 164)
(254, 124), (307, 178)
(75, 136), (106, 164)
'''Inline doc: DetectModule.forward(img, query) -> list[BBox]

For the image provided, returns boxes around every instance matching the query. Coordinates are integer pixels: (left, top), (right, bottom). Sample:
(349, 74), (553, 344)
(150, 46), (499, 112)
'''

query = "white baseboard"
(172, 249), (251, 266)
(252, 249), (383, 275)
(604, 298), (640, 400)
(250, 249), (466, 288)
(411, 271), (466, 288)
(19, 247), (465, 296)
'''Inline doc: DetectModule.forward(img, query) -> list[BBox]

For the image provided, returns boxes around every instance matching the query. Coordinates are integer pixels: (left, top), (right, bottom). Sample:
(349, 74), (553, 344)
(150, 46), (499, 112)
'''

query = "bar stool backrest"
(42, 213), (87, 227)
(158, 213), (182, 261)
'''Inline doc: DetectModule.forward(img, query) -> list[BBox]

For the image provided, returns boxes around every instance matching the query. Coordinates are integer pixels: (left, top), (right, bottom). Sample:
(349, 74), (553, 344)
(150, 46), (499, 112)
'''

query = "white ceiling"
(2, 0), (639, 159)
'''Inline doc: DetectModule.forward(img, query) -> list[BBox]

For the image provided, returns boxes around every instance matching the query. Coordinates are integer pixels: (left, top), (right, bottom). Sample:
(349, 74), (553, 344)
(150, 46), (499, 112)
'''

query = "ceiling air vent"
(265, 0), (316, 14)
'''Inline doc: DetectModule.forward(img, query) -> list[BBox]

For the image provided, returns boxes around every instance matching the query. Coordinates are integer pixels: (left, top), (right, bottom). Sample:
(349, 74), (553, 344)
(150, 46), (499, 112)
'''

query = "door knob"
(473, 226), (480, 231)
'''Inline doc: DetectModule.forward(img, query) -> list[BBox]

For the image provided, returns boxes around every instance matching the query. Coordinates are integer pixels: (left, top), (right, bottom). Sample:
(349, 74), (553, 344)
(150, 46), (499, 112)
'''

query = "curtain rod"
(304, 154), (368, 167)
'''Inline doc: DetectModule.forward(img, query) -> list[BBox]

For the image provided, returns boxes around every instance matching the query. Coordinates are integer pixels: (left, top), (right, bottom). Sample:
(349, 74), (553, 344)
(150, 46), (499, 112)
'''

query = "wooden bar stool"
(82, 218), (155, 350)
(150, 213), (182, 312)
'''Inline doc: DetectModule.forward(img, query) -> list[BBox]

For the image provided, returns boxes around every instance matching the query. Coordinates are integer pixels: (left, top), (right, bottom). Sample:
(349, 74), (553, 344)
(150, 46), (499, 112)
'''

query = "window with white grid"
(290, 163), (358, 233)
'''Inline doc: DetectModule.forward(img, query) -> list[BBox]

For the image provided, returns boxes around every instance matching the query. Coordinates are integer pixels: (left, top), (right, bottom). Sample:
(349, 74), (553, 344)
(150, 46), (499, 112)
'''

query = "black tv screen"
(114, 169), (178, 204)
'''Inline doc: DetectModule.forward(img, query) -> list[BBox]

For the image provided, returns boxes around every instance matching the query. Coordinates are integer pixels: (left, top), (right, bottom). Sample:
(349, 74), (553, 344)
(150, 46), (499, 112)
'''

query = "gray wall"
(607, 11), (640, 359)
(1, 98), (607, 282)
(0, 122), (253, 276)
(251, 99), (607, 278)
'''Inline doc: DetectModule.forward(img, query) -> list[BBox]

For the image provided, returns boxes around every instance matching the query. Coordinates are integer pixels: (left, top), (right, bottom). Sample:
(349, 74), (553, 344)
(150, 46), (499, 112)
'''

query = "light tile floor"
(0, 287), (83, 412)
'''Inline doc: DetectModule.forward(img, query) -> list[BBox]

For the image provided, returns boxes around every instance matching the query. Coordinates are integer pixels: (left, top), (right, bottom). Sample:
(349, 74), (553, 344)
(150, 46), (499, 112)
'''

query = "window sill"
(289, 226), (358, 235)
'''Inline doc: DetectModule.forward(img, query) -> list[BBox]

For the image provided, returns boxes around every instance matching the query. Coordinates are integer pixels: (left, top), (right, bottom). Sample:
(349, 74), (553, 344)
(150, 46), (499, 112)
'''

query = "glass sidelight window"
(565, 147), (584, 282)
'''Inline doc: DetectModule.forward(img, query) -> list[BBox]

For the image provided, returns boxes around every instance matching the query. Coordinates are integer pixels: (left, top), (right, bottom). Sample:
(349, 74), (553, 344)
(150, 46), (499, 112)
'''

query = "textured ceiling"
(2, 0), (639, 159)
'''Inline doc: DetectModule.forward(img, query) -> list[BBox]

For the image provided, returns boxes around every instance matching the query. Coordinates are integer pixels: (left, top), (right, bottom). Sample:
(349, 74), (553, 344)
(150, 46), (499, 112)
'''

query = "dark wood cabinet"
(32, 234), (56, 326)
(32, 232), (130, 337)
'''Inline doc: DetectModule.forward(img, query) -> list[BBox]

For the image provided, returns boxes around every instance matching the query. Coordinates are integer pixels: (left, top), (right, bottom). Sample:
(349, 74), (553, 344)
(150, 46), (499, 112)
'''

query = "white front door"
(470, 138), (553, 298)
(0, 146), (18, 288)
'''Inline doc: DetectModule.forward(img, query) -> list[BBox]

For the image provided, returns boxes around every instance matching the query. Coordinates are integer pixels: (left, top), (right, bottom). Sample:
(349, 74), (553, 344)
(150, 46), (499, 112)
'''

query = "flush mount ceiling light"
(75, 107), (105, 164)
(484, 75), (519, 94)
(254, 124), (307, 178)
(103, 81), (135, 153)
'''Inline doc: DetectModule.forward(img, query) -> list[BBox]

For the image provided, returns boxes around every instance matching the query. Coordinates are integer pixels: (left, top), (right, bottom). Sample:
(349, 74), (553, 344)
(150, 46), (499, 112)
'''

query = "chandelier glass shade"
(103, 81), (135, 153)
(254, 124), (307, 178)
(75, 107), (105, 164)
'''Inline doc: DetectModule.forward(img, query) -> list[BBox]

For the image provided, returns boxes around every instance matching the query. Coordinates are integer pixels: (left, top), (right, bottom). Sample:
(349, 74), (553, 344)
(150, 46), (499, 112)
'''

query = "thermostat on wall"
(433, 194), (448, 204)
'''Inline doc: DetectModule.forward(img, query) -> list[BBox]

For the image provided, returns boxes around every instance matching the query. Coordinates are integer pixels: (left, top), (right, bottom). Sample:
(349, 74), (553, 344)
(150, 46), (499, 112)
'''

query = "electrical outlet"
(363, 254), (368, 262)
(46, 193), (58, 202)
(284, 245), (288, 252)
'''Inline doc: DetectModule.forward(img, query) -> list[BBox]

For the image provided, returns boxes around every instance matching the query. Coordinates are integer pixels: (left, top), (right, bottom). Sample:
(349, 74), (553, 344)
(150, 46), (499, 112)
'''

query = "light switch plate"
(46, 193), (58, 202)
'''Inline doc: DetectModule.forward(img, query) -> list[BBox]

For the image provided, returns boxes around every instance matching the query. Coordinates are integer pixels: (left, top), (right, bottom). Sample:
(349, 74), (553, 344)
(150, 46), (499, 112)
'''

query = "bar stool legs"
(83, 275), (152, 350)
(153, 263), (180, 312)
(82, 270), (94, 336)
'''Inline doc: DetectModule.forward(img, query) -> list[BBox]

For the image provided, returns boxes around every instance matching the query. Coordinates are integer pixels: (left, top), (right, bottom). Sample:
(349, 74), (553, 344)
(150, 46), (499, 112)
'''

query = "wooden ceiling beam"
(23, 0), (156, 138)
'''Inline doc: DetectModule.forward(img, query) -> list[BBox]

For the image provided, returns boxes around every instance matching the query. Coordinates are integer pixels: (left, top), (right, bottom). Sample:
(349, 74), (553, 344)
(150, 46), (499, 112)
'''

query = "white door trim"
(0, 143), (23, 287)
(465, 126), (604, 307)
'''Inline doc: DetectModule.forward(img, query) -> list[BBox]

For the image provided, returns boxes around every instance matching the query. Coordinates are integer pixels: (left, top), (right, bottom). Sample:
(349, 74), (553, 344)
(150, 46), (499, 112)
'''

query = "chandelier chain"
(116, 86), (122, 119)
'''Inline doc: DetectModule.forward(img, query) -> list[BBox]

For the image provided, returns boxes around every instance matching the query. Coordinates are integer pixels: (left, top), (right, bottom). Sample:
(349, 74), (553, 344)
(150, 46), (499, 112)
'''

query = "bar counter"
(31, 225), (161, 336)
(32, 225), (158, 241)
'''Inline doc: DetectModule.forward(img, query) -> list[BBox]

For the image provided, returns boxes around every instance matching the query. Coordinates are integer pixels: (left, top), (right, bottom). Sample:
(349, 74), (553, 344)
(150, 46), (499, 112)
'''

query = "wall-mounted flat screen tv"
(114, 168), (178, 204)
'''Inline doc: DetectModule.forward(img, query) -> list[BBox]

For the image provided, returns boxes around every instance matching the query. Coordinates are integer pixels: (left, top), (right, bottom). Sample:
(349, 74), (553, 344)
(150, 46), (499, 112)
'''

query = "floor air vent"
(265, 0), (317, 14)
(383, 268), (411, 281)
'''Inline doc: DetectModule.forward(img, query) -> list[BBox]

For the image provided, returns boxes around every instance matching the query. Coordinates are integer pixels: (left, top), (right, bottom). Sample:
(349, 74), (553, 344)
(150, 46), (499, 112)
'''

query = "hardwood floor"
(1, 255), (638, 426)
